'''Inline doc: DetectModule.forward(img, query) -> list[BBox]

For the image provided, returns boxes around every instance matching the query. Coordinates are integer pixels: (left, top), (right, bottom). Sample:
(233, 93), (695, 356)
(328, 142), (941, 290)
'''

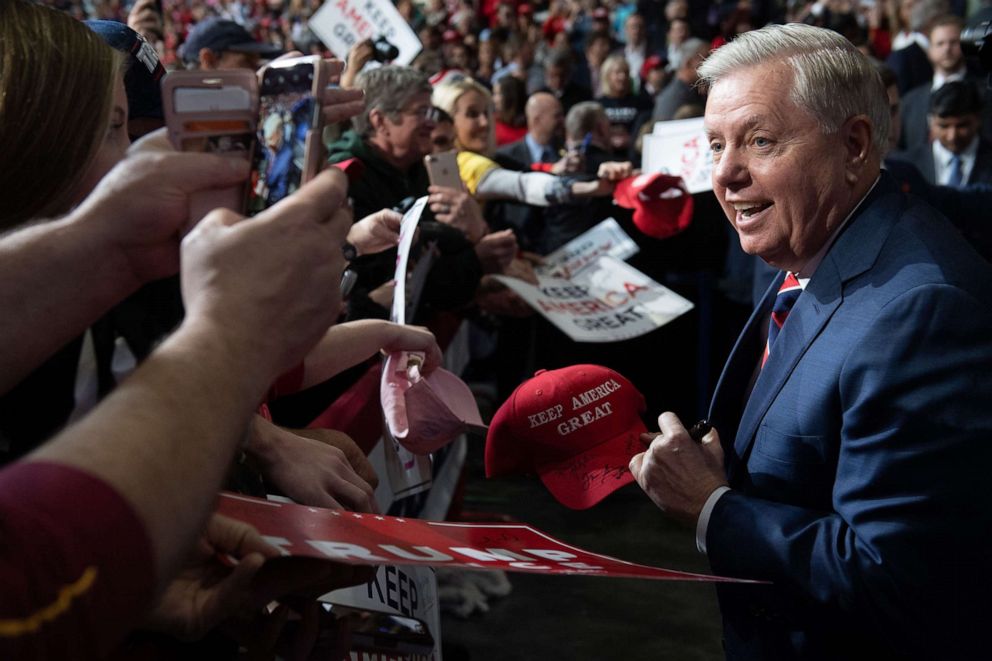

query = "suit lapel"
(732, 262), (843, 458)
(970, 143), (992, 184)
(708, 271), (781, 446)
(518, 142), (535, 168)
(921, 144), (937, 184)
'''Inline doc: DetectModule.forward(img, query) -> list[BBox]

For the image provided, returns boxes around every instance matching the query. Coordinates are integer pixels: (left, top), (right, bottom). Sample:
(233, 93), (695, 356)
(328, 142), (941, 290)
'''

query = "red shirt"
(0, 462), (154, 660)
(495, 121), (528, 147)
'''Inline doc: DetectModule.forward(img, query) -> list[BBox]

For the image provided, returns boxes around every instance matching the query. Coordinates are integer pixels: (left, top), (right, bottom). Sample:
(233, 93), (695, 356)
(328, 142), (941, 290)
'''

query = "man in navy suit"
(629, 24), (992, 659)
(891, 80), (992, 187)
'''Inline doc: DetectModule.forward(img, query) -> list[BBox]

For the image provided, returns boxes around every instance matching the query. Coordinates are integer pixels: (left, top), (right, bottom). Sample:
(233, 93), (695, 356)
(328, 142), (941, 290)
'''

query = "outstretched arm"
(0, 152), (248, 394)
(31, 167), (352, 591)
(298, 319), (442, 390)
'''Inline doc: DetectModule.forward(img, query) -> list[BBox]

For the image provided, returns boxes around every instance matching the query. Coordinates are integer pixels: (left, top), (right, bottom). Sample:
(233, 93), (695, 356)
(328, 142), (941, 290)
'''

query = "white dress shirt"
(933, 137), (978, 186)
(932, 67), (967, 91)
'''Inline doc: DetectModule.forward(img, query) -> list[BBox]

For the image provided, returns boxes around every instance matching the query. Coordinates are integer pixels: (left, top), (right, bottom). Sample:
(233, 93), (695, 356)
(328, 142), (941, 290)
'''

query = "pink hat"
(485, 365), (647, 509)
(613, 172), (694, 239)
(381, 351), (486, 454)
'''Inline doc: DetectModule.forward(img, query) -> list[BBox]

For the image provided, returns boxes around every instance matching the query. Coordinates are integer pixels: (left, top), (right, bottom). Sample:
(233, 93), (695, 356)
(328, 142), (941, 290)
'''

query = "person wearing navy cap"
(179, 17), (283, 70)
(86, 19), (165, 140)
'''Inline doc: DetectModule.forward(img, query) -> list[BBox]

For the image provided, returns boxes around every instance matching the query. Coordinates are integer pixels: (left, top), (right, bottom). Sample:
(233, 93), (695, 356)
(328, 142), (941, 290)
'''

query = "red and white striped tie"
(761, 273), (802, 368)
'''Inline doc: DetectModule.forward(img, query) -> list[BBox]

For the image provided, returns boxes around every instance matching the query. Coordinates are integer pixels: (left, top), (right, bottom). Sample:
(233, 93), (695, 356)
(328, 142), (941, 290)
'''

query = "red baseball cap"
(640, 54), (666, 81)
(613, 172), (694, 239)
(485, 365), (647, 509)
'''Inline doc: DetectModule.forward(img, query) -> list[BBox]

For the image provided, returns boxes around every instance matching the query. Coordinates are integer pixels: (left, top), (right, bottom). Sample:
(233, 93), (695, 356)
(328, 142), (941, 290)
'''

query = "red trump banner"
(218, 493), (756, 583)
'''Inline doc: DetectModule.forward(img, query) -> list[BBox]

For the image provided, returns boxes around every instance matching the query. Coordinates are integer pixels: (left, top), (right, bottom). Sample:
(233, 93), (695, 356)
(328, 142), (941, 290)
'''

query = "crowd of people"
(4, 0), (992, 658)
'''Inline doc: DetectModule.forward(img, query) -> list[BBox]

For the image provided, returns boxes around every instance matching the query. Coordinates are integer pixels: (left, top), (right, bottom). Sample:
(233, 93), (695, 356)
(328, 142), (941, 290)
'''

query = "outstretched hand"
(474, 229), (518, 274)
(348, 209), (402, 256)
(428, 185), (488, 243)
(142, 513), (279, 641)
(248, 418), (379, 513)
(75, 147), (250, 288)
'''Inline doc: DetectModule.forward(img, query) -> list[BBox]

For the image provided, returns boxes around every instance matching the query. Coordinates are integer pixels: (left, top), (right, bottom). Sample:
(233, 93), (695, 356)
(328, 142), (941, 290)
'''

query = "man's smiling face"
(704, 62), (858, 272)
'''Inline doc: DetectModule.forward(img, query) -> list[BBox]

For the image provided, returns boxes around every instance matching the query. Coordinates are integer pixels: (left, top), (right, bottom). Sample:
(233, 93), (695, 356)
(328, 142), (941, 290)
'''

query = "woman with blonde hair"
(595, 53), (651, 158)
(430, 76), (625, 210)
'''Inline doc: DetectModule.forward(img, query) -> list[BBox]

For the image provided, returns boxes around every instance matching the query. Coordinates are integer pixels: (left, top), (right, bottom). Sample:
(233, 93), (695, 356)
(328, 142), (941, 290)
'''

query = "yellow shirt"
(456, 151), (499, 196)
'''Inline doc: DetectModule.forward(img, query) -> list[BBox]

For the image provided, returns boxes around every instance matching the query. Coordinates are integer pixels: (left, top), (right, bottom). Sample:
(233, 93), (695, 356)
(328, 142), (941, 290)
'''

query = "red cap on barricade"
(485, 365), (647, 509)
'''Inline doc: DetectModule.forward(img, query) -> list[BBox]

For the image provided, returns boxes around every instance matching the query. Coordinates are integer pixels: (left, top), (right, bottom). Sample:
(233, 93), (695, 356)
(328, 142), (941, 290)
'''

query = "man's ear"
(843, 114), (874, 182)
(926, 113), (937, 142)
(368, 108), (387, 135)
(199, 48), (218, 70)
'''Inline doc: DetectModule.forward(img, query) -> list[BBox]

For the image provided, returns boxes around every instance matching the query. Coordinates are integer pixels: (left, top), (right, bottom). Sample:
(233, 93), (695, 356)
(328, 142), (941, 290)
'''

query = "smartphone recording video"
(162, 70), (258, 227)
(248, 56), (326, 215)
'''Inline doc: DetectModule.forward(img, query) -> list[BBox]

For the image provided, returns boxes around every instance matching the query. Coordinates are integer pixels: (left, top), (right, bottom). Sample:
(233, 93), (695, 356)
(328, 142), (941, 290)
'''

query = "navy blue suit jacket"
(705, 174), (992, 659)
(897, 71), (992, 152)
(885, 43), (932, 95)
(889, 139), (992, 187)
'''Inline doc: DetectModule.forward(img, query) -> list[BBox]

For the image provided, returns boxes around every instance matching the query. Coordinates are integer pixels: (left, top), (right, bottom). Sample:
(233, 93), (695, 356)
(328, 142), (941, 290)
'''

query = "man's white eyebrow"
(705, 114), (770, 140)
(738, 115), (768, 130)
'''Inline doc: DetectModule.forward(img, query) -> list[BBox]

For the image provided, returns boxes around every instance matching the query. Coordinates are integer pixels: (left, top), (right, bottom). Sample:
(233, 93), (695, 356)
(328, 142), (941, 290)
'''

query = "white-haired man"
(630, 23), (992, 660)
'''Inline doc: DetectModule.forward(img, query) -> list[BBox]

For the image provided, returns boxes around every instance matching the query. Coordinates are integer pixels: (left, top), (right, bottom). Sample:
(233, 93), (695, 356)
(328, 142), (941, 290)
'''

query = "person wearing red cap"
(515, 2), (534, 35)
(630, 23), (992, 660)
(639, 53), (669, 98)
(651, 37), (708, 122)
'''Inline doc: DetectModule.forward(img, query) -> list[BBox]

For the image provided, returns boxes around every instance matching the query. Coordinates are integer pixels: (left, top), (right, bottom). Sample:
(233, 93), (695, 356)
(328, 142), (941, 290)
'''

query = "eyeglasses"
(427, 106), (452, 123)
(399, 105), (451, 123)
(402, 105), (435, 121)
